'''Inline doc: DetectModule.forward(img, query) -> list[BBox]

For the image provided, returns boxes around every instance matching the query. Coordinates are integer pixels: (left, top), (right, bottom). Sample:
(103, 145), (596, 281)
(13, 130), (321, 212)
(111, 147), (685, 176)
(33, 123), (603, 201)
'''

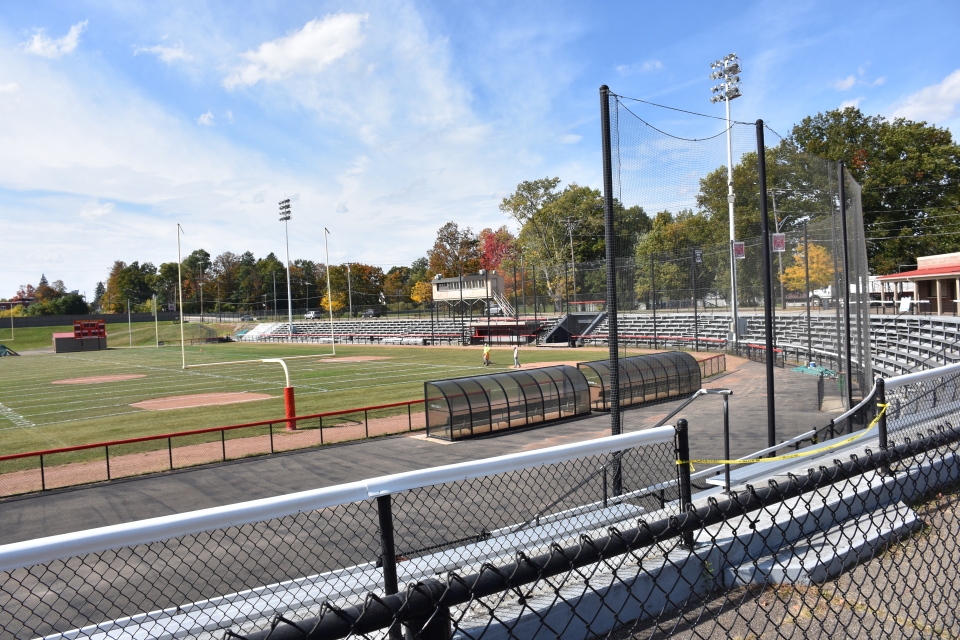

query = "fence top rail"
(0, 426), (675, 573)
(886, 360), (960, 389)
(0, 399), (425, 463)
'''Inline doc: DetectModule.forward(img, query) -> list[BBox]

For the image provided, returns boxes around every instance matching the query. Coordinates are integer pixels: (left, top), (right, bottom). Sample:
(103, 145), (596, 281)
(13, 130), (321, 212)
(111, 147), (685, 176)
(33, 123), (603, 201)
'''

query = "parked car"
(361, 308), (381, 318)
(303, 311), (319, 320)
(239, 315), (255, 321)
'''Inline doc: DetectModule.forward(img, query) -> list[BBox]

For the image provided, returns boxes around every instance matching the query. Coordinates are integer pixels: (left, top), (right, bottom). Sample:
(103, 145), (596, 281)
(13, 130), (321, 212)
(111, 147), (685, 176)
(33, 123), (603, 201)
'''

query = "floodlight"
(279, 199), (291, 221)
(726, 86), (742, 100)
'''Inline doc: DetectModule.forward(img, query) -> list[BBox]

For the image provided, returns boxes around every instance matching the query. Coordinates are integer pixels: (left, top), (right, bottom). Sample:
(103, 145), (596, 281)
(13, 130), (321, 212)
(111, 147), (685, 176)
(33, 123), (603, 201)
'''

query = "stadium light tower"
(279, 199), (294, 338)
(710, 53), (743, 343)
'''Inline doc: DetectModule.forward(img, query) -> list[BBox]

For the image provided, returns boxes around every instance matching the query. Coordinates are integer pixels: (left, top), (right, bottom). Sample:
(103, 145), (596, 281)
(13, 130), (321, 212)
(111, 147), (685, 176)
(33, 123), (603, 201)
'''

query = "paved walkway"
(1, 359), (840, 545)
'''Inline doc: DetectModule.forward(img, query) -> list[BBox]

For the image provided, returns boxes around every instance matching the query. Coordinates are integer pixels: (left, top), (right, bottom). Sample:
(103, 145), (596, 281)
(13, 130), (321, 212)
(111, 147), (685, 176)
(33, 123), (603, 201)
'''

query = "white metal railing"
(0, 427), (674, 574)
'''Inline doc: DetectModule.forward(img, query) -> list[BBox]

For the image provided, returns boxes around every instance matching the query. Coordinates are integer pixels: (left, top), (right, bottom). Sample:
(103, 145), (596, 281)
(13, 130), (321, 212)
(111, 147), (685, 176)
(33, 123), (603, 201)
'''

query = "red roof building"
(877, 252), (960, 315)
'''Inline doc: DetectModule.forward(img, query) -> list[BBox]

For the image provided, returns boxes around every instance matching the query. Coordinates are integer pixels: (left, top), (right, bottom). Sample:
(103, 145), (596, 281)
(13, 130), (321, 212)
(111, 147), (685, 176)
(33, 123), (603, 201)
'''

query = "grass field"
(0, 326), (618, 456)
(0, 321), (240, 352)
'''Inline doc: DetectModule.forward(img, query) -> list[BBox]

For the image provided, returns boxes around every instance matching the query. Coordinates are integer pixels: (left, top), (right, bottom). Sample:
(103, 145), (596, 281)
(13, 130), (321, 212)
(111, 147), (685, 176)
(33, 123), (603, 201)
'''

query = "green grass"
(0, 321), (243, 352)
(0, 339), (612, 456)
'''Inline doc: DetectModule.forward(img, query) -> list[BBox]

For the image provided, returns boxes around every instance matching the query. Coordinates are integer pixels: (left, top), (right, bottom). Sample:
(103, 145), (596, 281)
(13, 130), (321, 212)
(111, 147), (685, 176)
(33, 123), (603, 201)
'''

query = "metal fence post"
(168, 437), (173, 470)
(377, 495), (404, 640)
(365, 409), (370, 438)
(221, 429), (226, 461)
(408, 403), (412, 431)
(105, 445), (111, 481)
(40, 454), (45, 491)
(877, 377), (889, 475)
(676, 418), (695, 549)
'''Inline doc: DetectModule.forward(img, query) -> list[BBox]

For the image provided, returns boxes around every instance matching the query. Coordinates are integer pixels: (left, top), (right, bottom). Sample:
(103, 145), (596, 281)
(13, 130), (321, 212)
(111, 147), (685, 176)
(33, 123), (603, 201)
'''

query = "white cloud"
(559, 133), (581, 144)
(832, 75), (856, 91)
(197, 110), (215, 126)
(873, 76), (886, 86)
(0, 82), (19, 94)
(892, 70), (960, 123)
(22, 20), (88, 59)
(335, 201), (348, 213)
(615, 60), (663, 76)
(223, 13), (367, 88)
(840, 97), (863, 109)
(134, 43), (190, 63)
(80, 200), (114, 219)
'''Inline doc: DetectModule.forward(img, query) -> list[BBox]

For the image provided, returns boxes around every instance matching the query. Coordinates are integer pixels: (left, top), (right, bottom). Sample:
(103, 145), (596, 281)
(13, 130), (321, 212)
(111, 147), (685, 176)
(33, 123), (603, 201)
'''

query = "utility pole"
(177, 224), (185, 369)
(347, 264), (353, 318)
(710, 53), (743, 344)
(324, 228), (336, 354)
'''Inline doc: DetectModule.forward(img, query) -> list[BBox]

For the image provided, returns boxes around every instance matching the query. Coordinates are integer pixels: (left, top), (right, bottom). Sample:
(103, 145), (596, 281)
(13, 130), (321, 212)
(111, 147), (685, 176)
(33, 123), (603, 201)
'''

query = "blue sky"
(2, 0), (959, 298)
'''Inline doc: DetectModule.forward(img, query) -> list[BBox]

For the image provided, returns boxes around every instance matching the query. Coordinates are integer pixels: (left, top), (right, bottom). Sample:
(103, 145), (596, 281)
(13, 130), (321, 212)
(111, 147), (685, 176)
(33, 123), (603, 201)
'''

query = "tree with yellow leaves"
(781, 243), (834, 292)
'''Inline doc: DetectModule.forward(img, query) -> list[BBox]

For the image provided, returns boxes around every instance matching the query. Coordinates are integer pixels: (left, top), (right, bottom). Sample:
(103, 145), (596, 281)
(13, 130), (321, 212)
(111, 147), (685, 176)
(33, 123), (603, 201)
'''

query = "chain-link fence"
(3, 363), (960, 639)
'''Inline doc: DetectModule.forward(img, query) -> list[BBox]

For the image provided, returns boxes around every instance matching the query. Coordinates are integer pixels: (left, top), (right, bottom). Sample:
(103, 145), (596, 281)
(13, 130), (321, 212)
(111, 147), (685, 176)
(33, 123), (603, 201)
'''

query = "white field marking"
(15, 360), (487, 414)
(0, 356), (510, 427)
(0, 402), (33, 428)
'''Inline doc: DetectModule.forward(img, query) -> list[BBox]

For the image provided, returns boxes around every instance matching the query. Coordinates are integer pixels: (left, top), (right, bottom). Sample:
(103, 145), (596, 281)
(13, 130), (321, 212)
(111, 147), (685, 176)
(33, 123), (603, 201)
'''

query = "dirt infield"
(51, 374), (148, 385)
(131, 392), (274, 411)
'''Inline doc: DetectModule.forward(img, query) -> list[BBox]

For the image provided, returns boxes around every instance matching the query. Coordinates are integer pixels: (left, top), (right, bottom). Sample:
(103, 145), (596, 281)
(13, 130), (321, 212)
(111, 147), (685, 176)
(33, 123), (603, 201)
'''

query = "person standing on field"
(513, 344), (520, 369)
(483, 343), (491, 366)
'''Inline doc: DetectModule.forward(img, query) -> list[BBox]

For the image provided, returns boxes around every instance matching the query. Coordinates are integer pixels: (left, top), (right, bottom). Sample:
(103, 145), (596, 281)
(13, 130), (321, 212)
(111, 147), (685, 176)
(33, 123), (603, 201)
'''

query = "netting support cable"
(839, 162), (855, 404)
(756, 120), (778, 450)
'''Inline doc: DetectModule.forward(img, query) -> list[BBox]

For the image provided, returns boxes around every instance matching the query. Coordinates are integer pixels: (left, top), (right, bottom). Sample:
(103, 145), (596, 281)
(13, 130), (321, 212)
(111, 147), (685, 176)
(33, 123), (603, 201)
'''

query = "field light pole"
(177, 224), (186, 369)
(347, 264), (353, 318)
(564, 218), (577, 307)
(324, 228), (336, 354)
(153, 294), (159, 348)
(710, 53), (743, 343)
(279, 200), (294, 338)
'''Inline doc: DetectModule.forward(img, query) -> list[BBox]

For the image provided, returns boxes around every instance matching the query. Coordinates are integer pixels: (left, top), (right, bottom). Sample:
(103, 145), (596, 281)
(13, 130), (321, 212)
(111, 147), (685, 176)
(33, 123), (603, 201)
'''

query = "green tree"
(427, 222), (481, 278)
(792, 107), (960, 273)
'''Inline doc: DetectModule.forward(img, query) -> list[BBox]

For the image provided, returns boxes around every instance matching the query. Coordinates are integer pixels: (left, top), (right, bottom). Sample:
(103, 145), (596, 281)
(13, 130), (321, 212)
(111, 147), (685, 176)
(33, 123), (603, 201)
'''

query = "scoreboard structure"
(53, 320), (108, 353)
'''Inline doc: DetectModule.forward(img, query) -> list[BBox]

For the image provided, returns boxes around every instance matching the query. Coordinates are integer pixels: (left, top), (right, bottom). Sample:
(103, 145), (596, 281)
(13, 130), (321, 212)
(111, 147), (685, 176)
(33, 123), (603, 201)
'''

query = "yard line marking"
(0, 402), (34, 428)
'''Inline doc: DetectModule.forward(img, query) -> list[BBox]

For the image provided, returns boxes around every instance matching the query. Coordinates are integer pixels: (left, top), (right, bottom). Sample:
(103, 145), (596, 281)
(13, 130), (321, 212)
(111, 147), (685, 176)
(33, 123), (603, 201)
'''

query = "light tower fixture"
(278, 199), (294, 338)
(710, 52), (743, 344)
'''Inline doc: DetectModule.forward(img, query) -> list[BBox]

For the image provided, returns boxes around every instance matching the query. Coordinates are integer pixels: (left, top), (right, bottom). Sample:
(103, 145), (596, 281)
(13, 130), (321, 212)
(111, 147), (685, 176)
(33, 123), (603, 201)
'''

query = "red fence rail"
(0, 399), (425, 498)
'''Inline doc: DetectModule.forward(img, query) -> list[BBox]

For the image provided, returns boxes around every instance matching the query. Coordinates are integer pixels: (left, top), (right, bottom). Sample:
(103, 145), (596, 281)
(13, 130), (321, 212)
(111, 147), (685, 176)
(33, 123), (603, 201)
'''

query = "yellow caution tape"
(677, 403), (888, 472)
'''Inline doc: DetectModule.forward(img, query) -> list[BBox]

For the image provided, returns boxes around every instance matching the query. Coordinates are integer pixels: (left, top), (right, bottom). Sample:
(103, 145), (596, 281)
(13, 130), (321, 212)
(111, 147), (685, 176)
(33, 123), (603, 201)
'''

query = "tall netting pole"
(600, 86), (621, 435)
(600, 85), (622, 497)
(756, 120), (777, 449)
(839, 161), (855, 404)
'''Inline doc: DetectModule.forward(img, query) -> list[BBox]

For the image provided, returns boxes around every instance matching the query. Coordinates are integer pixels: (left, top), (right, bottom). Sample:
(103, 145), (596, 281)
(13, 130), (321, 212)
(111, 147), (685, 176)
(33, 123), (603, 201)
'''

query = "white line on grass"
(0, 402), (34, 428)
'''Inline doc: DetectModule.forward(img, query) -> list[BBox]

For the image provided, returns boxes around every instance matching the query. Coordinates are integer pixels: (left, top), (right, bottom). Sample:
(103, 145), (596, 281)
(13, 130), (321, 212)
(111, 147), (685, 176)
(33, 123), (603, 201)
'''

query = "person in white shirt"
(513, 345), (520, 369)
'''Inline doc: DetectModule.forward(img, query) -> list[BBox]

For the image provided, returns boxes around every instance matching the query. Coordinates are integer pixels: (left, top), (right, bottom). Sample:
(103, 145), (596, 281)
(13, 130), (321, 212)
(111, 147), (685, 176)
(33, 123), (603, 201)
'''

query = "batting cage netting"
(595, 88), (872, 412)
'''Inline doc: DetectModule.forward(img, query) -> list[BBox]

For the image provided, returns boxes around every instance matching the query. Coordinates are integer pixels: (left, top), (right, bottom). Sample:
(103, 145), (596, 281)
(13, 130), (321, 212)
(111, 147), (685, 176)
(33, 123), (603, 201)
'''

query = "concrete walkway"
(1, 359), (841, 545)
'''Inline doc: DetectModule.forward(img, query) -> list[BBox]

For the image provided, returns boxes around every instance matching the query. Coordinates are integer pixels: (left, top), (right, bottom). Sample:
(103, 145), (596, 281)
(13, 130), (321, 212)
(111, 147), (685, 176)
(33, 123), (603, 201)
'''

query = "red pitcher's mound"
(52, 374), (147, 385)
(131, 392), (273, 411)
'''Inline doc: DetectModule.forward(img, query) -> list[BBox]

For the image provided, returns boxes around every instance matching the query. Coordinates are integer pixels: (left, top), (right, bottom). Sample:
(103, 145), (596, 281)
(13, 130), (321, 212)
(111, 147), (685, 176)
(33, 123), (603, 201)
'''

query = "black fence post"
(877, 377), (889, 474)
(377, 495), (404, 640)
(676, 418), (695, 549)
(105, 445), (111, 481)
(168, 438), (173, 470)
(40, 454), (45, 491)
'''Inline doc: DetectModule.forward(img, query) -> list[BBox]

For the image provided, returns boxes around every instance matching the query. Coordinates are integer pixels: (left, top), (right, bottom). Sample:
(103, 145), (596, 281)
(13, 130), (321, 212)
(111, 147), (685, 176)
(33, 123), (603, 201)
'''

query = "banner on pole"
(733, 242), (745, 259)
(772, 233), (786, 252)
